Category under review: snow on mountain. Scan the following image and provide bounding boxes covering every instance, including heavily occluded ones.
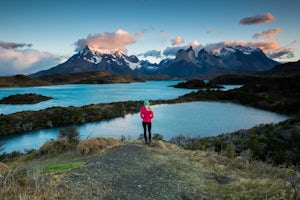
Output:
[79,45,142,70]
[217,45,259,57]
[30,45,279,78]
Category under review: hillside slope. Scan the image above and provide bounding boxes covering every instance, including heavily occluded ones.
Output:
[0,74,51,87]
[1,140,297,199]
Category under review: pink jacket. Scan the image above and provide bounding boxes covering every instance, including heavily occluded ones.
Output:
[140,106,154,122]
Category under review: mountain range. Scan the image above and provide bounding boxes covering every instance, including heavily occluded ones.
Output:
[30,45,279,78]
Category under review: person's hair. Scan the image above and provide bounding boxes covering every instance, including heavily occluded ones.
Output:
[144,99,150,106]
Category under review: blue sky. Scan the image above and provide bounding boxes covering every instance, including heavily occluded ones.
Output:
[0,0,299,75]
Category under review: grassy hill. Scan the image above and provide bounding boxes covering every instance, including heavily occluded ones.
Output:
[0,72,144,88]
[0,138,298,199]
[0,74,51,88]
[36,71,143,84]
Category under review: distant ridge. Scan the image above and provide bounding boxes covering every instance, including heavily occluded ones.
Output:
[0,74,51,88]
[259,60,300,77]
[36,71,142,84]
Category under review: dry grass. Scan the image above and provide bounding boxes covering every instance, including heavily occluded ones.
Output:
[76,137,121,156]
[1,139,299,199]
[35,138,75,157]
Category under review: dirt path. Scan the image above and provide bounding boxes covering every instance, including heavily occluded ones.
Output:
[54,142,204,200]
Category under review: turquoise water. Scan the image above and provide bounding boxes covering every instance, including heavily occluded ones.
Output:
[0,81,196,115]
[1,102,289,153]
[1,81,288,153]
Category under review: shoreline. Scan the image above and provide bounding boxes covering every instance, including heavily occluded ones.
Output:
[1,76,299,137]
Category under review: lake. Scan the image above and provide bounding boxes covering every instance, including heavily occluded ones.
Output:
[0,81,289,153]
[1,101,289,153]
[0,81,197,115]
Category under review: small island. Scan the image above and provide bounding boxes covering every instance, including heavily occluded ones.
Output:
[0,93,52,104]
[172,79,223,89]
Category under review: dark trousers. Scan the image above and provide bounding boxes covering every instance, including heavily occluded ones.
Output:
[142,122,152,142]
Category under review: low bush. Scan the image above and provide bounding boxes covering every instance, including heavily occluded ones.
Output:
[76,137,120,156]
[152,133,164,141]
[58,126,80,143]
[0,162,10,177]
[36,138,74,157]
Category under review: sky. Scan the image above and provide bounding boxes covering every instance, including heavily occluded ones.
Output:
[0,0,299,75]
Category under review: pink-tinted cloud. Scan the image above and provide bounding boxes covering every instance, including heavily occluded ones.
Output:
[267,40,298,59]
[171,36,184,46]
[0,41,32,49]
[75,29,142,53]
[204,39,297,60]
[252,28,282,40]
[187,40,200,47]
[239,13,275,25]
[268,48,294,59]
[0,48,65,75]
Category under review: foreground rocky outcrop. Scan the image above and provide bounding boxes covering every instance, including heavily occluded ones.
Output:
[1,140,298,199]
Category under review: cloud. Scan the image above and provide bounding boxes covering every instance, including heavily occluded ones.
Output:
[203,39,297,60]
[252,28,282,40]
[268,48,294,59]
[74,29,142,53]
[171,36,184,45]
[206,29,215,34]
[0,40,32,49]
[163,46,185,57]
[142,50,161,58]
[163,42,204,57]
[267,40,298,59]
[187,40,200,47]
[239,13,275,25]
[0,47,65,75]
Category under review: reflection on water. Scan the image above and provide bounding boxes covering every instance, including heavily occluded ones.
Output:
[1,102,289,153]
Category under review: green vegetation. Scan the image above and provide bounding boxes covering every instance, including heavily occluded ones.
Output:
[171,118,300,166]
[0,93,52,104]
[0,74,51,87]
[37,71,143,84]
[173,79,223,89]
[178,75,300,115]
[0,101,142,136]
[43,161,85,174]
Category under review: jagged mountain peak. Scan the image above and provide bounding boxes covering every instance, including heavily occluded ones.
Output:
[175,46,197,63]
[219,45,259,56]
[80,45,126,57]
[30,44,279,78]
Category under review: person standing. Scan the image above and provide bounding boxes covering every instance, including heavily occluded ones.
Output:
[140,99,154,144]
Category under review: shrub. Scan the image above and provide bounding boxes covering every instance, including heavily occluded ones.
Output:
[76,137,120,156]
[36,138,74,157]
[0,142,4,153]
[59,126,80,143]
[152,133,164,141]
[120,135,126,141]
[0,162,10,177]
[170,134,193,149]
[138,134,144,140]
